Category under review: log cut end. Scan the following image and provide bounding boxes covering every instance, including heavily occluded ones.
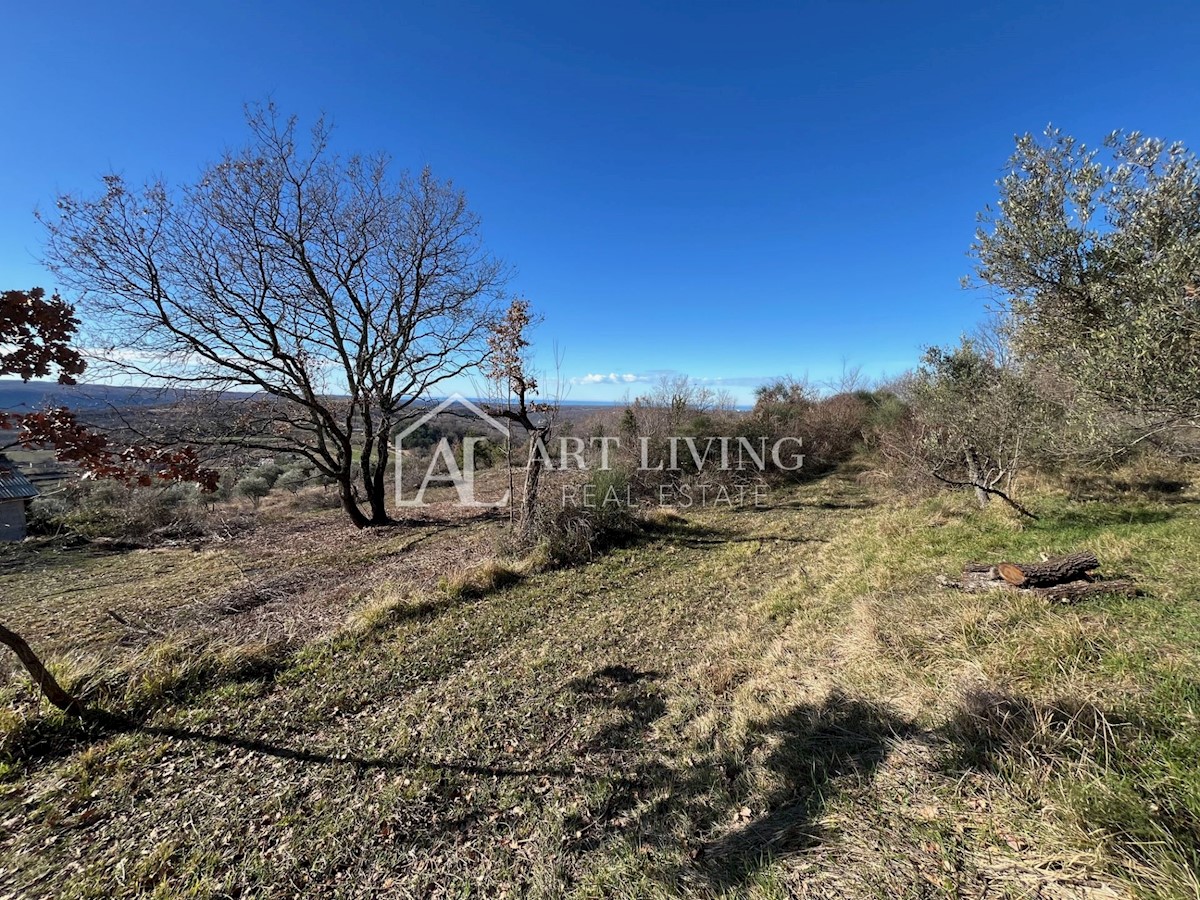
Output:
[997,562,1027,586]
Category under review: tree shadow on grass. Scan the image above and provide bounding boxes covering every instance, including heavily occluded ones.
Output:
[690,691,914,890]
[5,702,586,783]
[0,649,292,775]
[743,496,878,512]
[1062,472,1195,505]
[935,685,1200,884]
[560,664,669,852]
[555,684,914,891]
[937,687,1120,777]
[669,531,825,549]
[1036,504,1179,530]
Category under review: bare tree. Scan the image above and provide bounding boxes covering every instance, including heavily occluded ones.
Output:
[485,299,556,540]
[631,374,726,438]
[41,104,507,527]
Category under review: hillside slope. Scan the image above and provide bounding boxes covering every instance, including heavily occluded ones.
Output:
[1,473,1198,898]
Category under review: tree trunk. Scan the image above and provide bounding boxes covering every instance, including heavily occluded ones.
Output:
[964,446,989,508]
[0,623,82,715]
[997,551,1100,588]
[338,475,370,529]
[519,424,551,539]
[357,431,396,526]
[366,463,393,525]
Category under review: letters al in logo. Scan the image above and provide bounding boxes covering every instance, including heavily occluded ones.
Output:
[395,394,511,508]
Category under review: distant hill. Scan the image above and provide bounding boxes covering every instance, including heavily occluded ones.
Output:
[0,380,187,413]
[1,380,628,415]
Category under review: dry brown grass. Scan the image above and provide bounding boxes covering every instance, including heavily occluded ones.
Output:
[1,469,1198,898]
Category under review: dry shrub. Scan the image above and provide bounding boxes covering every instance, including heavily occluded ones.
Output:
[440,558,522,599]
[640,506,687,528]
[491,466,646,566]
[30,480,215,543]
[798,392,872,471]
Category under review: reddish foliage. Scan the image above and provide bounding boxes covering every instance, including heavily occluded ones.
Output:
[8,408,219,491]
[0,288,85,384]
[2,287,217,491]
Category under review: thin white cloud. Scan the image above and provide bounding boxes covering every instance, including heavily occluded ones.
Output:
[571,372,649,386]
[697,375,780,388]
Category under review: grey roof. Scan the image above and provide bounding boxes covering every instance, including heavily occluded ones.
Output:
[0,460,39,501]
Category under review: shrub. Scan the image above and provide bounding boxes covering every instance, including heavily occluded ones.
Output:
[215,468,238,501]
[276,467,310,493]
[30,479,210,541]
[256,463,284,488]
[740,382,881,478]
[235,475,272,508]
[26,494,69,535]
[533,467,643,564]
[883,338,1056,514]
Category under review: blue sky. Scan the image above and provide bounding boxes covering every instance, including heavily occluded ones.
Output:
[4,1,1199,403]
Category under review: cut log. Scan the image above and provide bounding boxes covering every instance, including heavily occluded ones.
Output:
[997,551,1100,588]
[1033,579,1142,603]
[940,552,1140,603]
[962,562,1000,576]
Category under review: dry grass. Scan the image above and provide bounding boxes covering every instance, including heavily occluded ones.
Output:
[1,468,1198,897]
[639,506,689,528]
[439,557,524,599]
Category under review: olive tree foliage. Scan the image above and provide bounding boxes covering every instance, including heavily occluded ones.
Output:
[40,105,507,527]
[971,127,1200,444]
[892,336,1051,517]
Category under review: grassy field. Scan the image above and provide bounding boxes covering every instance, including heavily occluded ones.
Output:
[1,470,1198,898]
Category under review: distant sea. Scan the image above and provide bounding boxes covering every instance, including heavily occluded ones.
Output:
[0,380,629,414]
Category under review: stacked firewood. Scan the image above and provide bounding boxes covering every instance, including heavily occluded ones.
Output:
[939,550,1141,603]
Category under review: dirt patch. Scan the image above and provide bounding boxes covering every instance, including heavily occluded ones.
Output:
[1,500,501,683]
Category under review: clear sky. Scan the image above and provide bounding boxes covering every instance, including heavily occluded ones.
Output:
[4,1,1199,403]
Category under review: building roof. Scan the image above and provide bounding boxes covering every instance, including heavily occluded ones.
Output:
[0,457,39,501]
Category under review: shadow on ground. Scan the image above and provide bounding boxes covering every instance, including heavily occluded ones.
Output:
[689,691,914,890]
[1036,503,1179,530]
[554,681,916,891]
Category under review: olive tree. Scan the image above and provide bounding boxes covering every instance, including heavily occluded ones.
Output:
[41,104,507,527]
[972,127,1200,443]
[895,336,1050,517]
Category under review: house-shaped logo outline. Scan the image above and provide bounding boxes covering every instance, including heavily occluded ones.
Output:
[395,393,510,507]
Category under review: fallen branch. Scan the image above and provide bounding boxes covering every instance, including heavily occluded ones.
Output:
[1033,580,1142,604]
[105,609,165,637]
[0,622,82,715]
[929,471,1039,519]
